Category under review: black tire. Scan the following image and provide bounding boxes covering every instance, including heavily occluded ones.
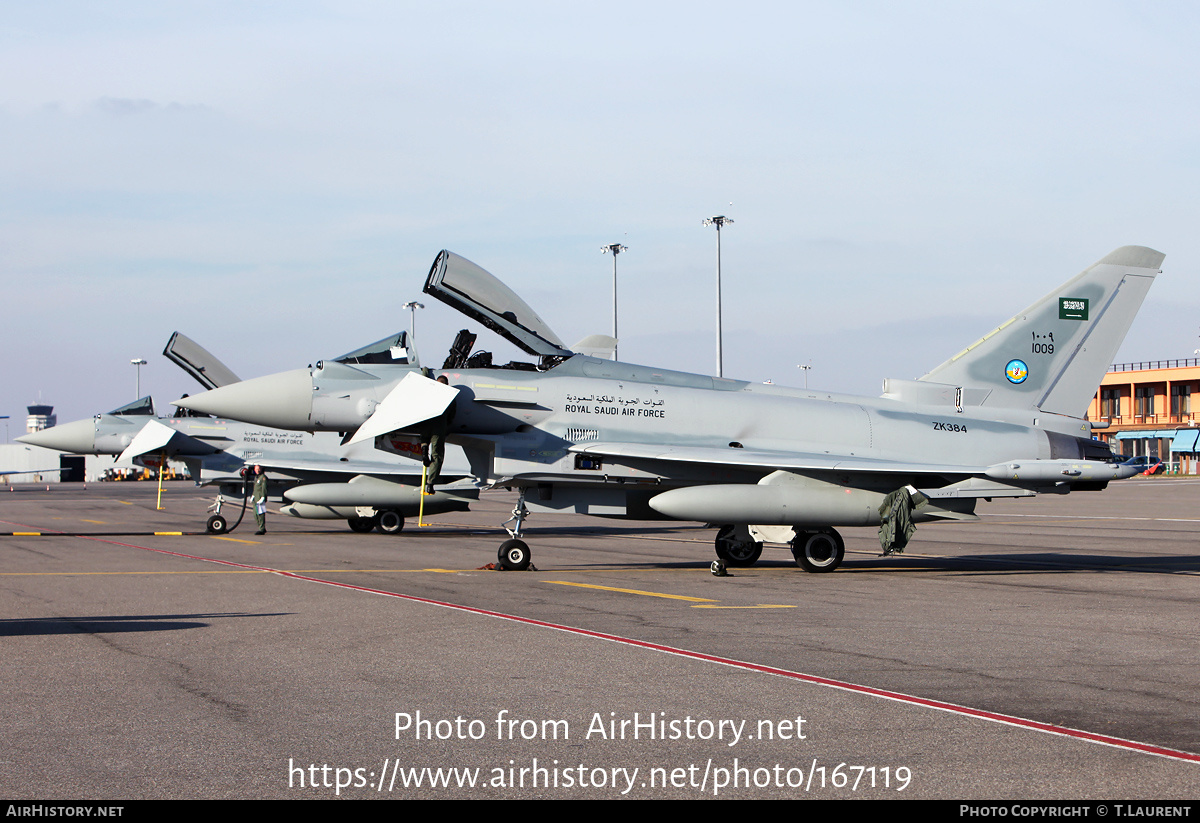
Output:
[375,509,405,535]
[348,517,376,533]
[206,515,228,535]
[714,524,763,567]
[497,539,531,571]
[792,530,845,573]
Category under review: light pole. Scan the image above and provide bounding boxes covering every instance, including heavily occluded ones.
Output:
[402,301,424,343]
[130,358,147,399]
[702,215,733,377]
[797,363,812,389]
[601,243,627,359]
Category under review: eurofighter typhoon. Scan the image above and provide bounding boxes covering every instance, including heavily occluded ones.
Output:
[20,332,475,534]
[175,246,1161,571]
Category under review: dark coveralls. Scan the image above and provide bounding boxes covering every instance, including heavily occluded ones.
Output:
[252,470,268,534]
[422,393,457,494]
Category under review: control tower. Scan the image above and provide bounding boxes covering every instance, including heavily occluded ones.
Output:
[26,404,55,434]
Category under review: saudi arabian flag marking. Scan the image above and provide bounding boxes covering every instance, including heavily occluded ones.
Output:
[1059,298,1088,320]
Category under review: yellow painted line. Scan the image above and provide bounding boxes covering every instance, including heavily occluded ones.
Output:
[692,604,797,609]
[209,536,262,544]
[546,580,717,602]
[838,566,937,572]
[81,520,107,524]
[119,501,133,505]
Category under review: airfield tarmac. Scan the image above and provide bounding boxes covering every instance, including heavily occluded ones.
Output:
[2,479,1198,799]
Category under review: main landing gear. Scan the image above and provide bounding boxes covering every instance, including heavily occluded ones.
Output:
[348,508,404,534]
[347,516,377,533]
[374,509,405,535]
[712,525,845,573]
[714,525,763,567]
[790,530,845,573]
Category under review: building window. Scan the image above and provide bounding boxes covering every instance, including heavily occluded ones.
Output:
[1100,387,1120,419]
[1171,384,1191,416]
[1135,386,1155,417]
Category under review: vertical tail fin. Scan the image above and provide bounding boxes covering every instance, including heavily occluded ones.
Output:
[920,246,1163,418]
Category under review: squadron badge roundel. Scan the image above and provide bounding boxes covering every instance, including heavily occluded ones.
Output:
[1005,359,1029,384]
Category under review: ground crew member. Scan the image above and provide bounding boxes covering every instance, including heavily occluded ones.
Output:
[252,464,268,535]
[422,375,457,495]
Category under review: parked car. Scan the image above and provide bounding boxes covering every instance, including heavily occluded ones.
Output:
[1118,455,1165,476]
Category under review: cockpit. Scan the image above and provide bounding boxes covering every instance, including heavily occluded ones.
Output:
[108,396,156,416]
[333,331,415,366]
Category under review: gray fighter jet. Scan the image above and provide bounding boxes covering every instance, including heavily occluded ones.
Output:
[19,332,475,535]
[175,247,1159,571]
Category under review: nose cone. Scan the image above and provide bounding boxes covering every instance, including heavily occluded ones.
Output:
[16,418,97,454]
[173,368,314,429]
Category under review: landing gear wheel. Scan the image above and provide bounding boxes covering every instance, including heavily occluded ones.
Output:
[375,509,405,535]
[348,516,376,533]
[714,524,763,567]
[206,515,228,534]
[792,530,845,573]
[497,539,531,571]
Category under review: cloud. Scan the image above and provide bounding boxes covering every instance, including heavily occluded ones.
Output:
[95,97,158,116]
[94,97,208,116]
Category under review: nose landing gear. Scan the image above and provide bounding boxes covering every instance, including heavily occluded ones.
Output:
[496,490,532,571]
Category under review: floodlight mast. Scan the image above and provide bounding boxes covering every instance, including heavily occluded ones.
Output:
[130,358,147,399]
[601,243,627,359]
[402,301,424,344]
[703,215,733,377]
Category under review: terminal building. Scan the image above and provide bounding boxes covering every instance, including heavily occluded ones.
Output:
[1087,359,1200,471]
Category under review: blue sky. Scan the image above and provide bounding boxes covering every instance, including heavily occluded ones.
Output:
[3,1,1198,428]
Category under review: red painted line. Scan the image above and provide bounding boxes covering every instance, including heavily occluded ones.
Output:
[21,524,1200,765]
[286,574,1200,764]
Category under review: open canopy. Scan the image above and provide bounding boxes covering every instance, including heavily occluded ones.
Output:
[162,332,241,391]
[424,250,572,358]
